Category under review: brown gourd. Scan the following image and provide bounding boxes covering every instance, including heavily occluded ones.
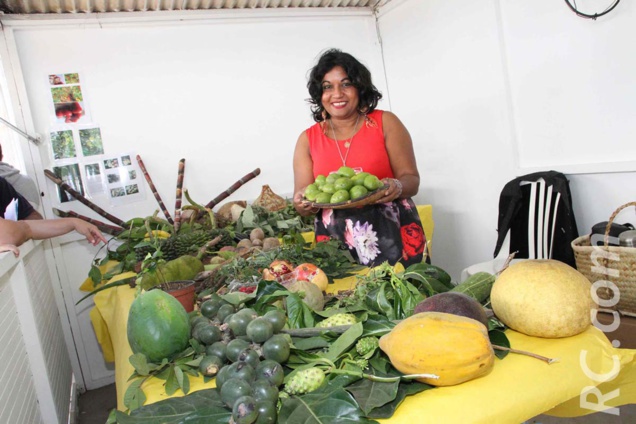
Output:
[379,312,495,386]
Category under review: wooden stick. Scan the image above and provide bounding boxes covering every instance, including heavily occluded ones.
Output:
[205,168,261,209]
[136,155,174,224]
[52,208,123,235]
[44,169,127,227]
[173,159,186,233]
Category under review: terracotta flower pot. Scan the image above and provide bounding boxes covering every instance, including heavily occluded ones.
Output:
[158,280,196,313]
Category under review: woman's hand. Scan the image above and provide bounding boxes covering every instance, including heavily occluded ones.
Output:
[72,219,107,246]
[293,188,320,217]
[375,178,403,204]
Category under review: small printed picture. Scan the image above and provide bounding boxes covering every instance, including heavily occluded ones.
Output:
[50,130,76,160]
[64,73,80,84]
[110,187,126,198]
[107,173,121,184]
[126,184,139,195]
[51,86,83,104]
[55,102,85,123]
[121,155,132,166]
[53,164,85,203]
[129,170,137,180]
[79,128,104,156]
[104,158,119,169]
[85,163,101,177]
[49,74,65,85]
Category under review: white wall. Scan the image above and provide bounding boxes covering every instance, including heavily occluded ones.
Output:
[378,0,517,279]
[378,0,636,279]
[1,8,383,391]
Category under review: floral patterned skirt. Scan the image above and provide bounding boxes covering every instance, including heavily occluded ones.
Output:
[314,198,429,268]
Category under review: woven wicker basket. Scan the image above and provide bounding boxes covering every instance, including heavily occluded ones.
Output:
[572,201,636,317]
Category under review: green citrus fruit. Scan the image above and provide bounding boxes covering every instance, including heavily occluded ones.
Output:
[331,190,350,203]
[334,177,354,191]
[314,175,327,187]
[305,183,319,195]
[351,172,370,186]
[304,190,319,201]
[321,183,336,194]
[337,166,356,178]
[350,185,369,200]
[325,174,338,184]
[363,175,382,191]
[315,192,332,204]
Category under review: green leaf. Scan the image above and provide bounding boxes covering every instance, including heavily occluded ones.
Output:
[123,378,146,412]
[362,317,396,337]
[115,389,230,423]
[174,365,190,394]
[489,329,510,359]
[164,367,179,396]
[89,265,102,285]
[292,336,330,351]
[278,387,377,424]
[286,292,316,329]
[345,370,400,415]
[129,353,150,376]
[324,322,363,362]
[366,381,433,419]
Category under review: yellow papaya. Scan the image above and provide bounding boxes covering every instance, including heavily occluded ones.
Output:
[379,312,494,386]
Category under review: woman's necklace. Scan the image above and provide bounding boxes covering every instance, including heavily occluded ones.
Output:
[328,114,361,167]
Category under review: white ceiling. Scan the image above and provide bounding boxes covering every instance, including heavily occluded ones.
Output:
[1,0,381,14]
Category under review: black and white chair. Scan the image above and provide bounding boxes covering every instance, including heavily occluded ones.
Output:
[461,172,579,280]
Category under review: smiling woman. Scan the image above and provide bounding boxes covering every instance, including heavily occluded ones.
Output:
[292,48,429,267]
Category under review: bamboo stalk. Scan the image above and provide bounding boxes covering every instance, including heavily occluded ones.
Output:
[136,155,174,224]
[44,169,127,227]
[205,168,261,209]
[173,159,186,233]
[52,208,123,236]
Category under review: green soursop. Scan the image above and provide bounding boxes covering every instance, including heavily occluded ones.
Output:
[316,313,357,328]
[284,367,325,395]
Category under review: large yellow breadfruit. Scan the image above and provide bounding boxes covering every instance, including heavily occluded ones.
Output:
[491,259,593,338]
[379,312,494,386]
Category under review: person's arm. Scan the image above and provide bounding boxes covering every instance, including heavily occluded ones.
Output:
[375,111,420,203]
[24,209,43,220]
[0,217,106,247]
[292,131,319,217]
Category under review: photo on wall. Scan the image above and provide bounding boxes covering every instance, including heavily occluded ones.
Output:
[84,163,106,197]
[48,73,89,124]
[79,128,104,156]
[50,130,77,160]
[53,163,85,203]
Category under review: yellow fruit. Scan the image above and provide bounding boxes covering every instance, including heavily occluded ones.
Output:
[491,259,593,338]
[143,230,171,241]
[379,312,494,386]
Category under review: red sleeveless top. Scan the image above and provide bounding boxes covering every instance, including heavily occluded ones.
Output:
[307,110,394,180]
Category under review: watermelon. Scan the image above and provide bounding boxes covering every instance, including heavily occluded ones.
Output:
[127,289,190,363]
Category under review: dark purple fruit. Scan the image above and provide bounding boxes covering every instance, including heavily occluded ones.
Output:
[413,292,489,327]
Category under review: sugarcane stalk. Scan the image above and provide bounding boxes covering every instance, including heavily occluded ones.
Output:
[52,208,123,236]
[173,159,186,233]
[136,155,174,224]
[205,168,261,209]
[44,169,127,227]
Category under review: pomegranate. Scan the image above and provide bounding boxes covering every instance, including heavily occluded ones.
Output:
[293,263,328,292]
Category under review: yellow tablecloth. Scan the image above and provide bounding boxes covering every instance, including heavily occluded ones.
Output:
[92,281,636,422]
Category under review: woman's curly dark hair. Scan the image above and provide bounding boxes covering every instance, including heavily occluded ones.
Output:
[307,49,383,122]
